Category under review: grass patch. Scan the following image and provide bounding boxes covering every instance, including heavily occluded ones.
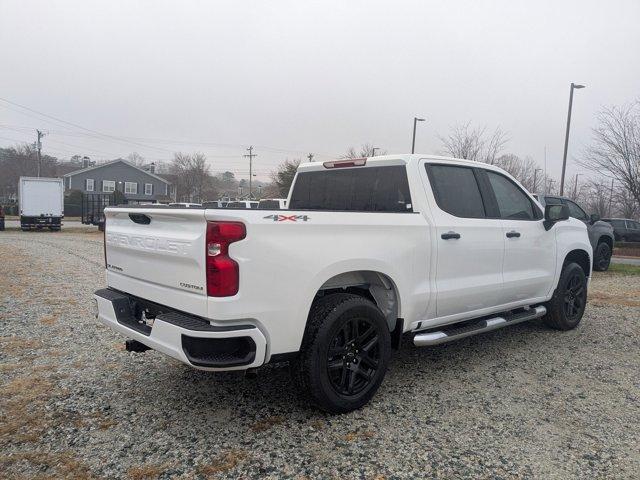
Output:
[127,463,171,480]
[608,263,640,276]
[197,450,248,476]
[250,415,284,432]
[0,451,96,479]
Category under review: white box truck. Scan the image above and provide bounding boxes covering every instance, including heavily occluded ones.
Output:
[19,177,64,231]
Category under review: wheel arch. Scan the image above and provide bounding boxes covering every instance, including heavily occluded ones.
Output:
[564,248,591,277]
[315,270,401,332]
[597,234,613,250]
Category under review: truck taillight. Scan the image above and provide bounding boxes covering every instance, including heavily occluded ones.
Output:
[323,158,367,168]
[206,221,246,297]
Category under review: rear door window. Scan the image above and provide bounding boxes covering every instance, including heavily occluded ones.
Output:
[544,196,563,205]
[426,164,486,218]
[485,171,536,220]
[288,165,412,212]
[565,200,587,221]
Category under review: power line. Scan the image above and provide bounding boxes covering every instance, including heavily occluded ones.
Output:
[0,98,175,154]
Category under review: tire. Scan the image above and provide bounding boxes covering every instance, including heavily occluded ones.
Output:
[592,242,612,271]
[291,293,392,414]
[543,262,587,330]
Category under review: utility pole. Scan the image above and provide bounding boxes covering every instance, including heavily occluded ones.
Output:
[573,174,580,199]
[243,146,257,199]
[533,168,543,192]
[307,153,314,162]
[608,178,615,217]
[36,129,46,177]
[543,146,547,194]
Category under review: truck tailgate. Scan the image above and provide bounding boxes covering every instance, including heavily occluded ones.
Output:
[104,207,208,316]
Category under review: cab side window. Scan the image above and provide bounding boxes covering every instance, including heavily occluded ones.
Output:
[565,200,587,221]
[426,165,486,218]
[485,171,537,220]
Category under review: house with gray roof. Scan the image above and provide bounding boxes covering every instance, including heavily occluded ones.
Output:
[63,159,173,202]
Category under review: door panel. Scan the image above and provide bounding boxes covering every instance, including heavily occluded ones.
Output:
[501,221,556,301]
[484,171,556,302]
[425,164,504,318]
[434,220,505,316]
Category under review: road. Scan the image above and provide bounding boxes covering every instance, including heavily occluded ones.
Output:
[611,256,640,266]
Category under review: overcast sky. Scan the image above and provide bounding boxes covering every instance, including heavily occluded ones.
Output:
[1,0,639,181]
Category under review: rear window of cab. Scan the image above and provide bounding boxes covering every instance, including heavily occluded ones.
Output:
[289,165,413,212]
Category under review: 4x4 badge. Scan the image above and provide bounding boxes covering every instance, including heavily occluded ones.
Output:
[263,214,310,222]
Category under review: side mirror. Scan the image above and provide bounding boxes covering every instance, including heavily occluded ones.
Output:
[544,204,570,231]
[589,213,600,224]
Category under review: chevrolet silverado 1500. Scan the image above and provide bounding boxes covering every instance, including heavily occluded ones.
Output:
[95,155,592,413]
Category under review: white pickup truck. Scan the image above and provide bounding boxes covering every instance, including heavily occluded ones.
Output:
[95,155,592,413]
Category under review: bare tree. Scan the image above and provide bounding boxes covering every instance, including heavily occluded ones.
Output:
[612,186,639,218]
[169,152,215,202]
[584,181,613,218]
[0,143,59,201]
[438,122,508,164]
[126,152,146,166]
[579,101,640,209]
[269,159,300,197]
[342,143,386,159]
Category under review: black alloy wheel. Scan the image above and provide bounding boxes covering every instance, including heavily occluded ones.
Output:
[563,270,587,321]
[594,243,612,271]
[326,316,380,396]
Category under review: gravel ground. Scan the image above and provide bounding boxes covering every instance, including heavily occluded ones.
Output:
[1,229,639,479]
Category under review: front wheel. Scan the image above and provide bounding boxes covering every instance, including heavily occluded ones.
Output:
[291,293,391,414]
[593,242,612,271]
[544,262,587,330]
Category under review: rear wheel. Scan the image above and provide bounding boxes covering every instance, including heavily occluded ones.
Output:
[593,242,612,271]
[544,262,587,330]
[291,293,391,413]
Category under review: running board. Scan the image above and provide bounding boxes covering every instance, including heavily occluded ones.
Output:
[413,306,547,347]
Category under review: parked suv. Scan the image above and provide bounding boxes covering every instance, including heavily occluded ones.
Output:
[602,218,640,242]
[96,155,592,413]
[535,195,614,271]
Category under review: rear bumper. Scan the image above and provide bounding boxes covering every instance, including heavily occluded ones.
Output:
[20,216,62,227]
[94,288,267,371]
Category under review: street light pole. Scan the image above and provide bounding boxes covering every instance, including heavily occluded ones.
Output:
[573,173,581,199]
[411,117,425,154]
[560,83,585,195]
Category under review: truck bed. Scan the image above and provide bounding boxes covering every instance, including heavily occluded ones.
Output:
[103,205,430,356]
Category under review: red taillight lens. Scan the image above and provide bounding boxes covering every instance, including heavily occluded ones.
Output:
[206,221,246,297]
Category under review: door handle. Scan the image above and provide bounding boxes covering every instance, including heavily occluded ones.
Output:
[441,231,461,240]
[506,231,521,238]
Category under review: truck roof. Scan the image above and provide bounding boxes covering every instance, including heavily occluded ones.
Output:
[296,154,505,173]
